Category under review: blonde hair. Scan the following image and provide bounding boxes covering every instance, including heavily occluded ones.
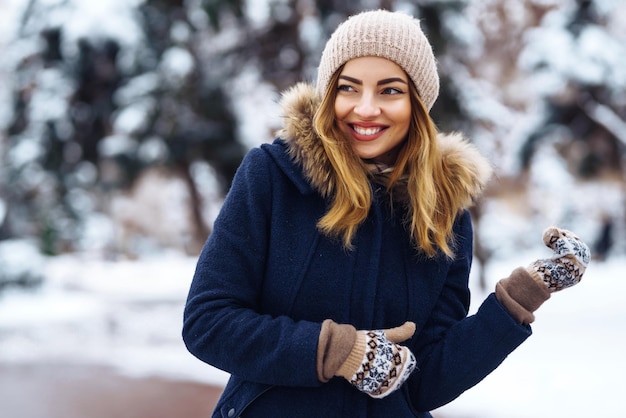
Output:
[312,69,457,258]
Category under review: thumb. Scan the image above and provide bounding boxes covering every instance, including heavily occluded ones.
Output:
[541,226,561,249]
[383,321,416,343]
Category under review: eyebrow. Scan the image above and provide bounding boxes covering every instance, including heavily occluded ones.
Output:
[338,75,408,85]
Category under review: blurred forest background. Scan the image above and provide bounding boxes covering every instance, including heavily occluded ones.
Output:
[1,0,626,291]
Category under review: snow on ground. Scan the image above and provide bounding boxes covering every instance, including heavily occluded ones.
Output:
[0,248,623,417]
[436,255,626,418]
[0,252,230,387]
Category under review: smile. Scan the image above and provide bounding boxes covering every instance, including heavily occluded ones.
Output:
[353,126,384,136]
[349,123,389,143]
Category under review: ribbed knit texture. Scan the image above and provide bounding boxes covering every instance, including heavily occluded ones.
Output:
[495,267,551,325]
[317,319,358,382]
[336,331,367,379]
[316,9,440,111]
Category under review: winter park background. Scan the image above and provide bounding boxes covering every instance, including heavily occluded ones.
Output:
[0,0,625,417]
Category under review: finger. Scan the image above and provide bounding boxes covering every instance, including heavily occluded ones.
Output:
[542,227,589,259]
[550,233,591,267]
[384,321,416,343]
[559,241,591,267]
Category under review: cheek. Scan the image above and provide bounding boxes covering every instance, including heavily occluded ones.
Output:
[394,103,412,131]
[334,97,350,120]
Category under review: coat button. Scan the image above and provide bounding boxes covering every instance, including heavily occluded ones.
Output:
[227,408,236,418]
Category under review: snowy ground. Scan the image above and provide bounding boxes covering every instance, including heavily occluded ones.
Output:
[439,255,625,418]
[0,249,623,417]
[0,252,230,387]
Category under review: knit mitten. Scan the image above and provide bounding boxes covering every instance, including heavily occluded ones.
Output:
[527,226,590,291]
[336,322,417,399]
[496,226,590,324]
[317,320,416,398]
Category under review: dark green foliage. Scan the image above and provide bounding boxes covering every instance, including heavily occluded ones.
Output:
[202,0,245,30]
[519,0,625,178]
[1,0,475,255]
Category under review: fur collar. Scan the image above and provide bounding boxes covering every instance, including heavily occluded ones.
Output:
[276,82,492,210]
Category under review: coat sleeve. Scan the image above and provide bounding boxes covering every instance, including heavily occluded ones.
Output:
[407,211,532,412]
[182,147,323,387]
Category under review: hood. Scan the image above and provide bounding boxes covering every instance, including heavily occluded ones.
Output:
[276,82,492,210]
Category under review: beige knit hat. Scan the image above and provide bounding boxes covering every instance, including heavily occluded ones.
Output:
[316,9,440,111]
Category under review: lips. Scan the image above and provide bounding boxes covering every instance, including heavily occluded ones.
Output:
[350,124,387,141]
[353,126,383,135]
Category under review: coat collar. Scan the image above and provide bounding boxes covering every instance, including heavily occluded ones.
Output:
[275,82,492,210]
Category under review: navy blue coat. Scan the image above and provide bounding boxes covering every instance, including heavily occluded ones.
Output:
[183,84,531,417]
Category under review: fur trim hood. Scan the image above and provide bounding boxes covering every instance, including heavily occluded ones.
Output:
[276,82,492,210]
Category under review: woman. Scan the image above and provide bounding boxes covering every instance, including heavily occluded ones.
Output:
[183,10,590,418]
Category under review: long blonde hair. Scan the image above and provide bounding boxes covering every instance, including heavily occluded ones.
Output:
[312,68,458,258]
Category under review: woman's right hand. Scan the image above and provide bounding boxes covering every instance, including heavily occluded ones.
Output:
[336,321,417,399]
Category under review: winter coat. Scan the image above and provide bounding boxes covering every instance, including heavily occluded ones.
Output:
[183,83,532,418]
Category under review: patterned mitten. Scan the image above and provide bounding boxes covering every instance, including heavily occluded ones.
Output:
[526,226,590,292]
[496,226,590,325]
[335,322,417,399]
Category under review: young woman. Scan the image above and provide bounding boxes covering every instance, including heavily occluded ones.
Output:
[183,10,590,418]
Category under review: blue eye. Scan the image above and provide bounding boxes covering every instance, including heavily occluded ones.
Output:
[382,87,404,95]
[337,84,356,92]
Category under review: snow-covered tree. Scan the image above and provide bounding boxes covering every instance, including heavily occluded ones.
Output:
[1,0,625,268]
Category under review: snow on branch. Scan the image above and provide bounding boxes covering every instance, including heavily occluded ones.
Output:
[581,100,626,146]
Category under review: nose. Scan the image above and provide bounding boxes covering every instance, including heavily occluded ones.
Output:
[354,93,381,118]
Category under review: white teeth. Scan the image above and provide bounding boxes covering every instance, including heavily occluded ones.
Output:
[353,126,383,136]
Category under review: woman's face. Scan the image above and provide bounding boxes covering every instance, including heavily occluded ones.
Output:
[334,56,411,165]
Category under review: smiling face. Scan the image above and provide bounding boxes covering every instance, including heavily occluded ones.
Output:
[334,56,412,165]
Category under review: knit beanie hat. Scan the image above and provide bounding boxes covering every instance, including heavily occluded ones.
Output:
[316,10,440,111]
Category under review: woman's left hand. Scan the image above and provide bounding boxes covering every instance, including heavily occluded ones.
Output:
[526,227,591,292]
